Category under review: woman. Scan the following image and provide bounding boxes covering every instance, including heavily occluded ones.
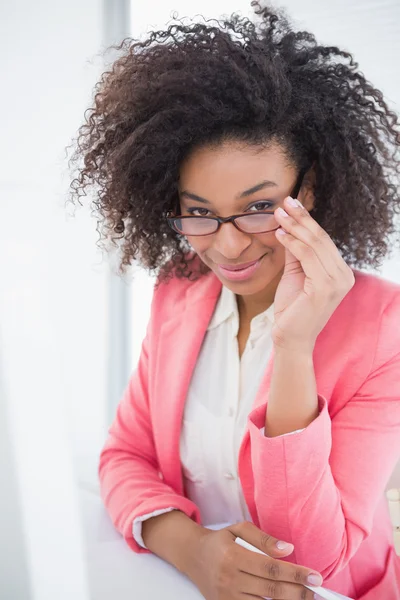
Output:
[69,2,400,598]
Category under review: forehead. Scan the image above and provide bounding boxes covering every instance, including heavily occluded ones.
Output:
[178,141,294,192]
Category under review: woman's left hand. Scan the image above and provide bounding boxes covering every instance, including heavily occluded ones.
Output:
[271,196,355,353]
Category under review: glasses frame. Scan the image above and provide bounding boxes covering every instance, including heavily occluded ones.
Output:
[166,166,308,237]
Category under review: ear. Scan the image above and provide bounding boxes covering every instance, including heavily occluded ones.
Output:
[299,163,316,212]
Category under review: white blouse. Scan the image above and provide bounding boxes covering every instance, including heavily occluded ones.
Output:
[133,283,302,548]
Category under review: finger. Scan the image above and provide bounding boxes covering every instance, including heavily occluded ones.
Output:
[275,200,345,278]
[235,547,323,590]
[228,521,294,558]
[284,197,342,264]
[284,197,354,284]
[275,228,333,291]
[238,571,316,600]
[227,522,323,588]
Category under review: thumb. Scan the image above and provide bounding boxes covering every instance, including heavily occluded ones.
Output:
[228,521,294,558]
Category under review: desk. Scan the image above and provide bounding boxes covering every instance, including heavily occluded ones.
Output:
[79,488,204,600]
[78,489,352,600]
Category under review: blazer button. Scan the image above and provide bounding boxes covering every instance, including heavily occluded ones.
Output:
[224,472,235,480]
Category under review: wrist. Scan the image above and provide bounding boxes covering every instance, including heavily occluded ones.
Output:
[266,341,319,436]
[142,510,209,575]
[179,522,212,577]
[273,340,315,358]
[274,346,314,365]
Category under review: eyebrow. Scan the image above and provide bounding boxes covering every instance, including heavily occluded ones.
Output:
[179,179,278,204]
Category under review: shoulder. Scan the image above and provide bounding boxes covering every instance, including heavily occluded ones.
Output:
[352,268,400,297]
[350,268,400,314]
[343,269,400,364]
[150,253,219,316]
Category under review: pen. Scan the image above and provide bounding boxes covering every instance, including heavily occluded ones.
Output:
[234,537,354,600]
[386,488,400,556]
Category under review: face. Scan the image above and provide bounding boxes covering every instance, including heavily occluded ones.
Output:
[177,141,314,309]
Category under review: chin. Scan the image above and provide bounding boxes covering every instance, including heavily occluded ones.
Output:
[221,277,270,295]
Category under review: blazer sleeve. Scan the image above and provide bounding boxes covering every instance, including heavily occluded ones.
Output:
[246,292,400,580]
[98,285,201,554]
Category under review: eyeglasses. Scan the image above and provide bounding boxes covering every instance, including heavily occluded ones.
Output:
[166,167,308,236]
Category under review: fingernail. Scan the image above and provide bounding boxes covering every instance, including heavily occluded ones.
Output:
[287,196,303,208]
[276,540,293,550]
[277,207,289,217]
[307,573,323,586]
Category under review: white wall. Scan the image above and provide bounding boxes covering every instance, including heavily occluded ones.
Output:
[0,0,110,596]
[1,0,111,465]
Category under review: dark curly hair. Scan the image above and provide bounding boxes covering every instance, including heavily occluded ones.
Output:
[68,1,400,285]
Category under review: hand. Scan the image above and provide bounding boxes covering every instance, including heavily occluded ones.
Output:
[184,521,322,600]
[272,196,355,353]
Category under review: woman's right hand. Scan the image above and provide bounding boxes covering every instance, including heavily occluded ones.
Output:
[184,521,323,600]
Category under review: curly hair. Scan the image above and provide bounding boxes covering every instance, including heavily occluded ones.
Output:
[68,1,400,286]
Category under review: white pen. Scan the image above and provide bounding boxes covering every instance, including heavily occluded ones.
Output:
[386,488,400,556]
[234,537,354,600]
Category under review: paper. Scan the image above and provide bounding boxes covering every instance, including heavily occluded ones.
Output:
[234,537,354,600]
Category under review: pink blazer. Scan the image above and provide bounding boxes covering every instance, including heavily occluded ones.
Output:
[99,262,400,599]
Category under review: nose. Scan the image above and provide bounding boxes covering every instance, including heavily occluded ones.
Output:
[212,221,252,259]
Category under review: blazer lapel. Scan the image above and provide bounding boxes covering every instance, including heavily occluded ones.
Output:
[153,272,222,493]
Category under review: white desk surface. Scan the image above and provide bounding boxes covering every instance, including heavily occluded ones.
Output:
[78,489,349,600]
[79,488,204,600]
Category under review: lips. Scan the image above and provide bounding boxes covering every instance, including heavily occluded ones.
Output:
[218,257,263,271]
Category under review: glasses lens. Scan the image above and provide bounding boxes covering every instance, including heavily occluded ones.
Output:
[235,213,277,233]
[173,217,218,235]
[171,212,277,235]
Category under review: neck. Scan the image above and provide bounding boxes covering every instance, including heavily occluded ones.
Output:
[235,270,282,323]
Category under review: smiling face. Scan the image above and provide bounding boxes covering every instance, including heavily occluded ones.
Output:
[178,140,314,313]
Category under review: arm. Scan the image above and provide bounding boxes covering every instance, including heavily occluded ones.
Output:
[265,347,319,437]
[141,509,209,573]
[247,294,400,579]
[98,289,201,554]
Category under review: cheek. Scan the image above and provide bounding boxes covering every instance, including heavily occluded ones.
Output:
[185,236,210,255]
[254,233,282,253]
[186,233,282,262]
[256,235,285,265]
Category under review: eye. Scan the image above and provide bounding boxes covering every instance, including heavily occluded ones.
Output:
[185,200,274,217]
[186,207,211,217]
[247,201,274,212]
